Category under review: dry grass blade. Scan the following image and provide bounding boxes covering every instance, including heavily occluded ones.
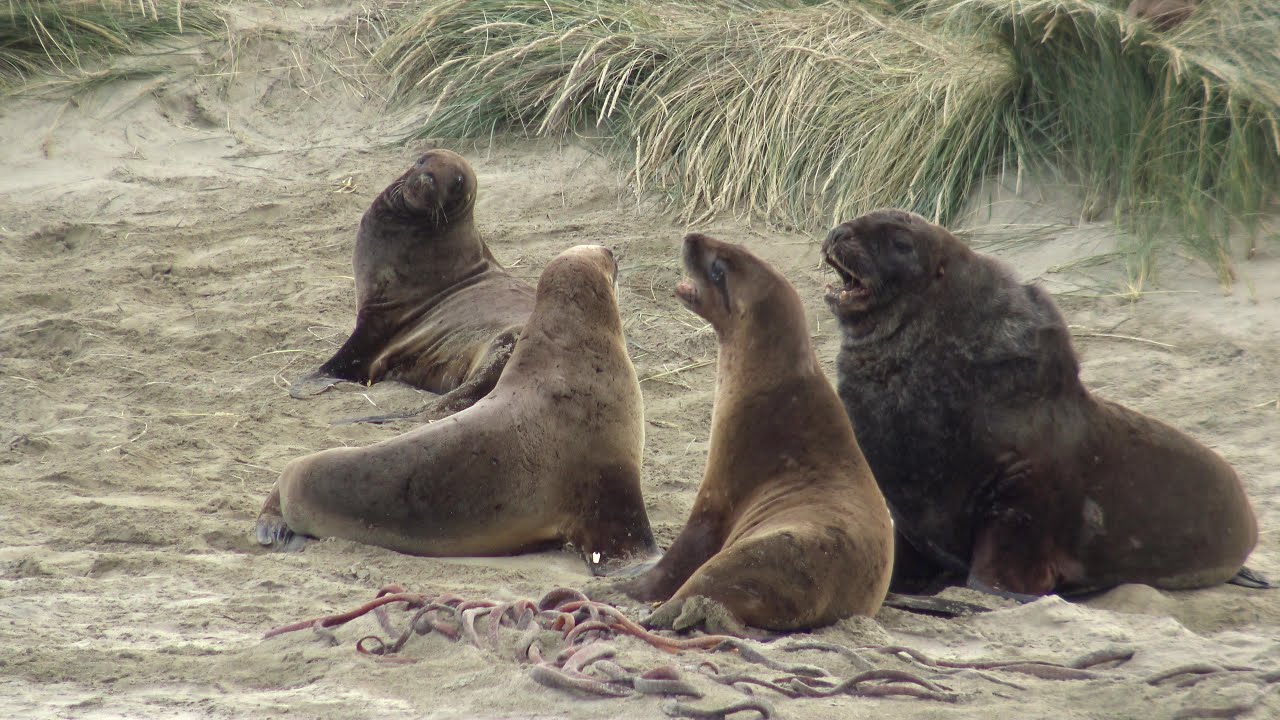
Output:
[378,0,1020,230]
[1,0,218,92]
[932,0,1280,280]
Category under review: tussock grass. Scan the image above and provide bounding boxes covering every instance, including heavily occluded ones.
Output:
[380,0,1277,276]
[932,0,1280,280]
[1,0,217,91]
[378,0,1021,229]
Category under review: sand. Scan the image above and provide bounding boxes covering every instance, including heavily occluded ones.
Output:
[2,3,1278,718]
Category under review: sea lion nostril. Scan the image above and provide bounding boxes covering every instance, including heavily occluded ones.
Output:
[825,225,852,247]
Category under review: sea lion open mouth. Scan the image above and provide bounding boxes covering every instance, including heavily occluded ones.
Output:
[822,252,873,310]
[674,278,699,308]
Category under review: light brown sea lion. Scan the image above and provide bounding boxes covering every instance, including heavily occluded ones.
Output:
[1127,0,1198,32]
[823,209,1266,598]
[617,233,894,632]
[291,149,535,422]
[257,245,657,575]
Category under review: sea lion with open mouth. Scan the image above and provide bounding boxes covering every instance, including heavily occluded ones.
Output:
[823,209,1266,597]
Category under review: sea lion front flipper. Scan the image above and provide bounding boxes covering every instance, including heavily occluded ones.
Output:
[294,313,395,400]
[333,333,517,425]
[1228,565,1274,589]
[888,528,961,594]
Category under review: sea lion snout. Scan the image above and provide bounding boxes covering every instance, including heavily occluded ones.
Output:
[398,151,477,219]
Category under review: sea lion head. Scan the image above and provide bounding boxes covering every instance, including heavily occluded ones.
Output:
[675,233,800,339]
[528,244,622,338]
[392,149,478,224]
[821,209,955,344]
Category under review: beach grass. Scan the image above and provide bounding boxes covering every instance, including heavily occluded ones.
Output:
[935,0,1280,281]
[379,0,1277,276]
[1,0,218,91]
[376,0,1021,230]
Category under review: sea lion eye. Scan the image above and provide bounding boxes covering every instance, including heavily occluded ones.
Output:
[891,237,913,254]
[709,259,727,289]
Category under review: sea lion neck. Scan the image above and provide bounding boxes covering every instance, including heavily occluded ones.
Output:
[715,287,816,390]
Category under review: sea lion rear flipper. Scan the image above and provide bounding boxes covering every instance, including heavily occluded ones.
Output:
[254,487,309,552]
[881,592,994,617]
[1228,565,1274,589]
[643,595,762,639]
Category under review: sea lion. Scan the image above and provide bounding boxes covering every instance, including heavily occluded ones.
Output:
[822,209,1264,597]
[1127,0,1197,32]
[257,245,657,575]
[617,234,894,632]
[292,149,535,421]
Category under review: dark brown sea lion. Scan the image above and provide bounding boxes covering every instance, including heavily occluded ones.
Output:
[257,245,657,575]
[617,234,894,632]
[291,149,535,422]
[822,209,1265,597]
[1127,0,1198,32]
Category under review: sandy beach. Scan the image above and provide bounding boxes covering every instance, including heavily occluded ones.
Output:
[2,2,1278,718]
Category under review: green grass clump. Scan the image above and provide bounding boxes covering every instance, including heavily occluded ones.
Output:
[380,0,1278,278]
[1,0,217,91]
[378,0,1021,229]
[933,0,1280,281]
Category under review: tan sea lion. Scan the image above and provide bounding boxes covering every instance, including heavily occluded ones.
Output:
[292,149,535,422]
[257,245,657,575]
[617,234,894,632]
[1127,0,1198,32]
[822,209,1266,598]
